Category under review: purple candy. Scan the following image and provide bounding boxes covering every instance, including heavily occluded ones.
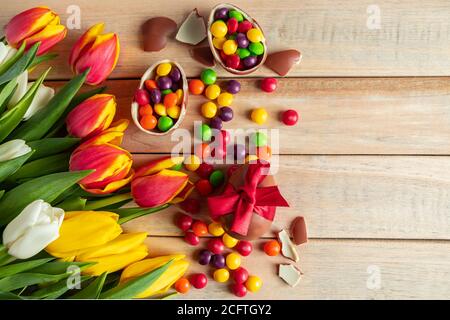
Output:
[227,80,241,94]
[214,8,228,20]
[198,249,213,265]
[236,33,249,48]
[157,76,172,90]
[210,117,223,130]
[149,88,161,104]
[233,143,246,160]
[171,81,179,91]
[243,56,258,69]
[169,67,181,82]
[211,254,225,268]
[219,107,233,122]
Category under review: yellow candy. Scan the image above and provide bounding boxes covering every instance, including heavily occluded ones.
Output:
[201,101,218,118]
[251,108,268,125]
[156,63,172,76]
[217,92,233,107]
[167,105,181,119]
[222,233,238,248]
[210,20,227,38]
[212,37,227,50]
[245,155,259,163]
[225,252,241,270]
[175,89,184,104]
[222,40,238,55]
[208,222,225,237]
[213,268,230,283]
[205,84,221,100]
[247,28,264,43]
[154,103,167,116]
[184,155,201,171]
[245,275,262,293]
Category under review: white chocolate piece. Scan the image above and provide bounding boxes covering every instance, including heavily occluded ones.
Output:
[278,229,299,262]
[176,9,207,45]
[278,264,303,287]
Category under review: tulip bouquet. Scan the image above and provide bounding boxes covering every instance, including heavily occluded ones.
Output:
[0,7,192,299]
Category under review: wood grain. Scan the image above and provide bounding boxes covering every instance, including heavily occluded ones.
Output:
[142,237,450,299]
[3,0,450,78]
[123,154,450,240]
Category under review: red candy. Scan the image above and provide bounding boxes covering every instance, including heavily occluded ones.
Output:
[196,163,214,179]
[235,240,253,256]
[134,88,150,106]
[282,109,299,126]
[232,267,249,284]
[184,231,200,246]
[221,129,231,145]
[211,145,226,159]
[237,20,252,33]
[190,273,208,289]
[208,238,225,254]
[176,213,193,231]
[192,220,208,237]
[232,283,247,297]
[180,198,200,215]
[261,78,277,93]
[226,54,240,69]
[220,50,228,62]
[227,18,238,34]
[196,179,213,196]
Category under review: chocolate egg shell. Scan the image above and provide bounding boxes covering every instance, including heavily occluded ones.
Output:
[131,60,188,136]
[290,216,307,245]
[141,17,177,52]
[207,3,267,75]
[265,49,302,76]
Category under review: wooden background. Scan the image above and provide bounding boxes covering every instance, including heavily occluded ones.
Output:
[2,0,450,299]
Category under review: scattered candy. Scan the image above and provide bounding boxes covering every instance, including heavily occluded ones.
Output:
[217,92,233,106]
[250,131,267,148]
[176,213,193,231]
[211,254,226,268]
[209,117,223,130]
[205,84,221,100]
[208,222,225,237]
[200,68,217,85]
[251,108,268,125]
[209,170,225,187]
[235,240,253,256]
[192,220,209,237]
[282,109,299,126]
[184,155,201,171]
[198,249,213,265]
[189,79,205,95]
[261,77,277,93]
[157,116,173,132]
[199,123,212,141]
[197,162,214,179]
[221,129,231,145]
[227,80,241,94]
[180,198,200,214]
[196,179,213,196]
[185,231,200,246]
[226,252,241,270]
[208,238,225,254]
[232,267,249,284]
[263,239,281,256]
[245,275,262,293]
[222,233,239,248]
[213,268,230,283]
[232,283,247,297]
[196,143,211,161]
[201,101,218,118]
[219,106,234,122]
[256,145,272,161]
[174,278,190,294]
[190,273,208,289]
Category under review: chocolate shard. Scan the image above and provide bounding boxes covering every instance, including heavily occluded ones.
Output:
[290,216,308,245]
[278,229,299,262]
[176,8,207,45]
[141,17,177,52]
[265,49,302,76]
[278,264,303,287]
[190,45,215,67]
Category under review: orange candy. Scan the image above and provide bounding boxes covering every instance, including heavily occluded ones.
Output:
[192,220,208,237]
[256,146,272,160]
[263,240,281,256]
[144,79,158,90]
[140,115,157,130]
[164,92,178,108]
[195,143,211,161]
[175,278,190,294]
[189,79,205,95]
[139,104,153,117]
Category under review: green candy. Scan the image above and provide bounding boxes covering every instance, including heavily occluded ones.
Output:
[228,34,236,40]
[171,162,183,171]
[161,89,172,96]
[237,48,251,59]
[200,68,217,85]
[199,123,212,141]
[251,131,268,147]
[158,116,173,132]
[229,10,244,22]
[209,170,225,187]
[249,42,264,56]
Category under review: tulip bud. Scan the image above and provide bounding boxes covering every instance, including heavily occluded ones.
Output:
[0,139,32,162]
[5,7,67,55]
[69,23,120,85]
[2,200,64,259]
[0,43,17,65]
[66,94,116,139]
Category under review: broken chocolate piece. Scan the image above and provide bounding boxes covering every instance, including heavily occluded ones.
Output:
[291,216,308,245]
[278,264,303,287]
[141,17,177,52]
[189,46,215,67]
[176,9,207,45]
[278,229,299,262]
[265,49,302,76]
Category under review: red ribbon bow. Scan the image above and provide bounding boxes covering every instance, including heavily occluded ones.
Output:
[207,162,289,236]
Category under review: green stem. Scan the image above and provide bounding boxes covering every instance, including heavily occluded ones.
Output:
[84,193,133,210]
[0,246,16,267]
[116,204,170,225]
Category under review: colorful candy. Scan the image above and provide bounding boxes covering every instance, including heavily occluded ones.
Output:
[245,275,262,293]
[144,79,157,90]
[180,198,200,214]
[201,101,218,118]
[196,179,213,196]
[217,92,233,106]
[212,37,227,50]
[208,222,225,237]
[219,106,234,122]
[229,10,244,22]
[251,107,268,124]
[196,143,211,161]
[232,267,249,284]
[282,109,299,126]
[227,18,238,34]
[251,131,267,147]
[225,54,240,69]
[190,273,208,289]
[163,92,177,108]
[210,20,228,38]
[199,123,212,141]
[139,105,153,116]
[174,278,190,294]
[261,77,277,93]
[189,79,205,95]
[176,213,193,231]
[238,20,252,33]
[263,239,281,256]
[226,252,241,270]
[166,105,181,119]
[140,115,157,130]
[235,240,253,256]
[236,33,249,49]
[222,40,238,55]
[156,62,172,76]
[200,68,217,85]
[211,254,226,268]
[198,249,213,265]
[134,88,150,106]
[223,233,239,248]
[157,116,173,131]
[214,268,230,283]
[231,144,247,161]
[227,80,241,94]
[157,76,172,90]
[209,170,225,187]
[185,231,200,246]
[247,28,264,42]
[215,7,229,20]
[197,162,214,179]
[232,283,247,297]
[205,84,221,100]
[192,220,208,237]
[184,155,201,171]
[208,238,225,254]
[256,145,272,160]
[209,117,223,130]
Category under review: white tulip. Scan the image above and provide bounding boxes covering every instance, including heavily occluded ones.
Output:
[2,200,64,259]
[7,71,28,109]
[0,43,17,65]
[0,139,32,162]
[23,82,55,120]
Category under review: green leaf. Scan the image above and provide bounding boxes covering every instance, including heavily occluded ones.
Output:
[0,67,50,143]
[0,190,4,200]
[27,137,80,161]
[0,150,34,183]
[0,170,93,226]
[0,273,67,292]
[31,275,91,299]
[56,196,86,211]
[29,261,95,275]
[111,204,170,225]
[0,42,25,76]
[0,258,54,278]
[6,152,70,183]
[10,69,89,141]
[0,291,25,300]
[0,42,39,86]
[84,193,133,210]
[0,78,18,115]
[70,272,107,299]
[44,86,106,138]
[99,260,173,299]
[28,53,58,70]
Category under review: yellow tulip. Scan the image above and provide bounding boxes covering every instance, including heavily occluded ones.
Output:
[120,254,189,298]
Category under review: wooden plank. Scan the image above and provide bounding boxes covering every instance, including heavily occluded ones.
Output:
[123,154,450,240]
[141,237,450,299]
[3,0,450,78]
[102,77,450,155]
